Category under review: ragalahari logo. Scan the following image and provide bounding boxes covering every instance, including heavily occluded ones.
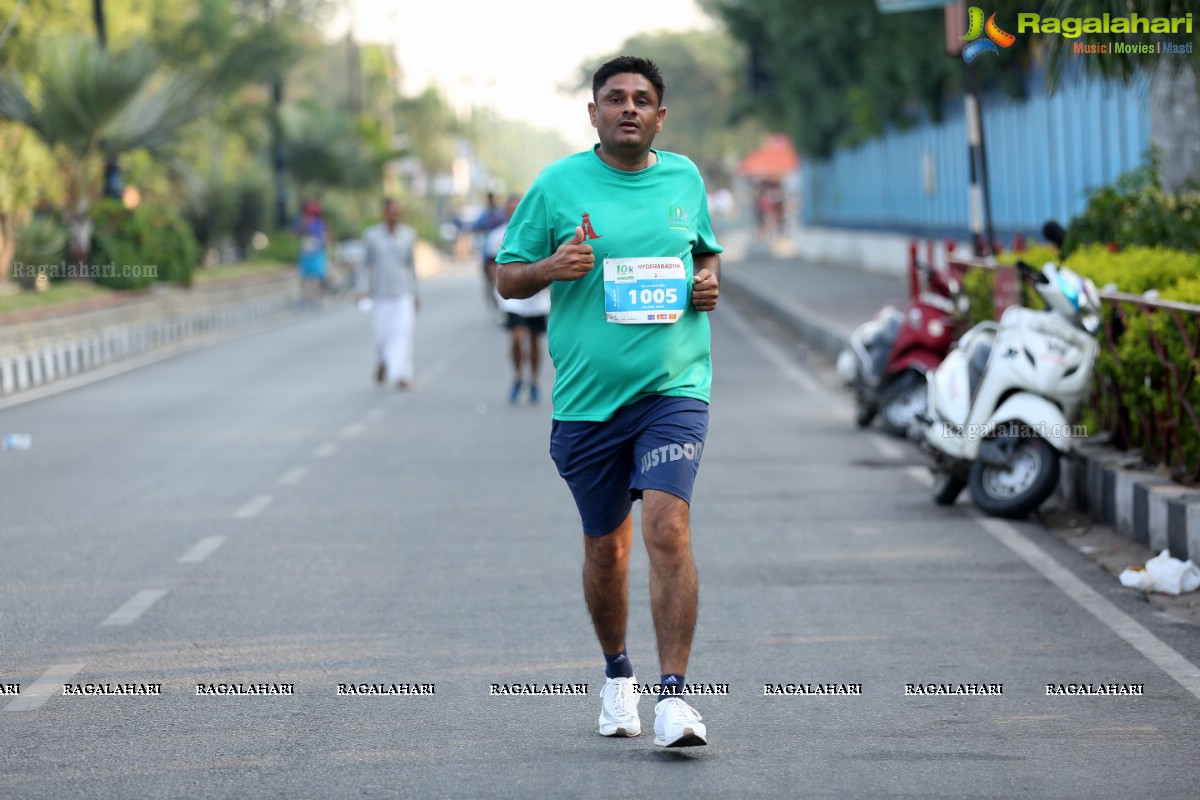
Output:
[961,7,1016,63]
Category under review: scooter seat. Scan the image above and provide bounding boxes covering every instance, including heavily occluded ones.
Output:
[861,312,902,385]
[967,333,994,401]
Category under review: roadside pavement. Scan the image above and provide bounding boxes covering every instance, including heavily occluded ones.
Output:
[719,226,907,359]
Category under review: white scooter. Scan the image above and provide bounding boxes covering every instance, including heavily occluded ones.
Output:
[913,236,1102,518]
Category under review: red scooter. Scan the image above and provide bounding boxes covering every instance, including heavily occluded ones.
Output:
[837,261,969,437]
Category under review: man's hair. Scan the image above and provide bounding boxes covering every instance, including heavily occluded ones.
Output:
[592,56,665,106]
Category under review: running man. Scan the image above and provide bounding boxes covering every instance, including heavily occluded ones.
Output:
[495,55,721,748]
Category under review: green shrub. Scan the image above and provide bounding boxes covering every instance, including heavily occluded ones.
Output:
[91,200,156,291]
[13,215,67,289]
[250,230,300,264]
[997,244,1059,269]
[233,177,271,254]
[142,207,200,286]
[185,178,239,251]
[1161,276,1200,305]
[1063,244,1200,295]
[960,266,995,327]
[1065,152,1200,255]
[958,244,1057,326]
[90,199,200,289]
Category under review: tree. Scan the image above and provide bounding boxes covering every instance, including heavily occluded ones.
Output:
[283,104,400,195]
[394,87,462,179]
[1036,1,1198,87]
[0,38,207,267]
[703,0,1032,157]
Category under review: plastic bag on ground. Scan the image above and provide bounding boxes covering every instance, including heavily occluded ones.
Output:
[1119,550,1200,595]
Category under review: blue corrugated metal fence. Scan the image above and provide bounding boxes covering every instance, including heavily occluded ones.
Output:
[802,70,1152,241]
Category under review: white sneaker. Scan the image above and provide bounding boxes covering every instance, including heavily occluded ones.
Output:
[653,697,707,747]
[598,676,641,737]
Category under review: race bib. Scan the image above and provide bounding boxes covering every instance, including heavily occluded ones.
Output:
[603,257,688,324]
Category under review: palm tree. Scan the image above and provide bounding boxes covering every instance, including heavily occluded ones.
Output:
[284,106,401,197]
[0,38,206,268]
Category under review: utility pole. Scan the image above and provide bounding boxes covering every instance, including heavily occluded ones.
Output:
[881,0,998,258]
[964,59,996,258]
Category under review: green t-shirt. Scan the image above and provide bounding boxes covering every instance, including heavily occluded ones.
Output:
[496,147,722,421]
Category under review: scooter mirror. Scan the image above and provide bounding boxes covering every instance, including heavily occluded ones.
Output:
[1042,220,1066,249]
[1016,260,1050,284]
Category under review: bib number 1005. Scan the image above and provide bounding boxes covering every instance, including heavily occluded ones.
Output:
[603,256,686,324]
[629,287,678,306]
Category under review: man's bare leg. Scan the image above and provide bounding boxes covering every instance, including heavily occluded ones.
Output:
[641,490,697,675]
[510,327,526,380]
[582,512,633,655]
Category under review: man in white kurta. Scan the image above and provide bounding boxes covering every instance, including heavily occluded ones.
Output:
[358,199,420,389]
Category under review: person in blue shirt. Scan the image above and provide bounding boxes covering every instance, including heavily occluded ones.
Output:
[296,199,328,308]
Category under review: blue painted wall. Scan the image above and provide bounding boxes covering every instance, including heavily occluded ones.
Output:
[802,70,1152,242]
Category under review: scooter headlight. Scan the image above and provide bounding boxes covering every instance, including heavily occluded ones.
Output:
[836,349,858,384]
[1056,272,1082,313]
[927,318,946,338]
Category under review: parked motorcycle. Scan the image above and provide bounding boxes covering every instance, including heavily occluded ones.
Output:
[913,227,1102,518]
[837,264,968,437]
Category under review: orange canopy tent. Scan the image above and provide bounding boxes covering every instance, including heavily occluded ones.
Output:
[737,134,800,179]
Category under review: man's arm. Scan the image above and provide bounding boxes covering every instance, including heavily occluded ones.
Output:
[406,232,421,310]
[691,251,721,312]
[354,236,373,297]
[496,226,594,299]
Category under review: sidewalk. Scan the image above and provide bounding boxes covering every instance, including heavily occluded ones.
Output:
[719,226,907,360]
[719,224,1200,563]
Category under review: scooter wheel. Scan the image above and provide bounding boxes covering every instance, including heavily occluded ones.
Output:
[931,468,967,506]
[968,436,1060,519]
[879,371,927,438]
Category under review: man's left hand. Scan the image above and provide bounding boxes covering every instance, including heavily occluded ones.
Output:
[692,268,719,312]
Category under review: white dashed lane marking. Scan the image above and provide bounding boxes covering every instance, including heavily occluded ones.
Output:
[314,442,338,459]
[3,663,84,712]
[101,590,167,627]
[177,536,227,565]
[234,494,273,519]
[277,467,308,486]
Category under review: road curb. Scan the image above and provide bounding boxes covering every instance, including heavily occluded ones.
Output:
[0,241,461,404]
[721,263,850,361]
[722,266,1200,562]
[0,278,301,399]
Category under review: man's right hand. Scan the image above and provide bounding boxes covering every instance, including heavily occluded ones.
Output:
[545,226,594,282]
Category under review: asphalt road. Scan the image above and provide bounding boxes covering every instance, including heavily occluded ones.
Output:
[1,261,1199,799]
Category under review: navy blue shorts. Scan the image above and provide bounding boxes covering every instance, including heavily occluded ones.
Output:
[549,395,709,537]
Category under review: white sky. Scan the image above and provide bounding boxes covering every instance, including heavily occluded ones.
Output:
[328,0,716,150]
